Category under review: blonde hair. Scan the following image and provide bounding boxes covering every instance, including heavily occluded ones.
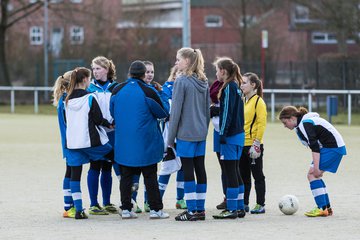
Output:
[91,56,116,80]
[278,106,308,120]
[167,66,178,82]
[213,57,243,99]
[177,47,206,81]
[65,67,91,104]
[52,71,72,106]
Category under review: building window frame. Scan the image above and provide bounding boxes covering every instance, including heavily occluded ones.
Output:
[29,26,43,45]
[70,26,84,44]
[293,5,311,23]
[205,15,223,28]
[311,32,337,44]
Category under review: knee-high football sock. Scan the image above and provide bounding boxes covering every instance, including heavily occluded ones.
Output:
[196,183,207,212]
[237,184,245,210]
[101,170,112,206]
[63,177,73,211]
[184,180,197,212]
[226,187,239,211]
[319,179,330,207]
[310,179,327,209]
[176,170,185,200]
[158,174,171,199]
[70,181,82,212]
[87,169,100,206]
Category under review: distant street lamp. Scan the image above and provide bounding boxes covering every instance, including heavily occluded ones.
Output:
[182,0,191,47]
[44,0,49,101]
[261,30,268,87]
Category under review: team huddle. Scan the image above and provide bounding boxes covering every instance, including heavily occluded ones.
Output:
[52,47,347,221]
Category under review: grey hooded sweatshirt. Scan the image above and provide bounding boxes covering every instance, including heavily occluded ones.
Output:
[167,74,210,146]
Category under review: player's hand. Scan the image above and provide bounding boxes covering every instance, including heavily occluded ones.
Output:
[152,81,163,91]
[249,139,261,159]
[312,168,323,178]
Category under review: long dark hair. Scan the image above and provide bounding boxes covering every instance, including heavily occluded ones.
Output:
[243,72,263,98]
[65,67,91,104]
[213,57,243,100]
[278,106,308,120]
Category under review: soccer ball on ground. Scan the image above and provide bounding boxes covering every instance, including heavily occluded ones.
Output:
[278,195,299,215]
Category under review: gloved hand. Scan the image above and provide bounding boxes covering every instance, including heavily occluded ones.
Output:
[164,147,176,161]
[220,135,226,144]
[210,105,220,118]
[249,139,261,159]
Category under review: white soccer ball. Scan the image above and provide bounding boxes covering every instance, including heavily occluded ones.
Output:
[278,195,299,215]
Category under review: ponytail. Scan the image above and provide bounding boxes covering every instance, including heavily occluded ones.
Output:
[243,72,263,98]
[213,57,243,100]
[52,71,72,106]
[278,106,308,120]
[177,47,207,81]
[65,67,91,104]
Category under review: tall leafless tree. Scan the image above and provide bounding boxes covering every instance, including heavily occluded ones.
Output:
[0,0,44,85]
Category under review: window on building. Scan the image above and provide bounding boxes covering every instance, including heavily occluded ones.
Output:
[311,32,337,44]
[312,31,360,44]
[70,26,84,44]
[7,3,13,11]
[51,27,63,57]
[205,15,222,28]
[29,26,43,45]
[70,0,82,3]
[30,0,63,3]
[293,5,310,23]
[239,15,257,28]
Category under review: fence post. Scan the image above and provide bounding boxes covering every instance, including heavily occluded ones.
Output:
[271,92,275,122]
[11,90,15,113]
[348,93,351,126]
[34,90,39,114]
[308,92,312,112]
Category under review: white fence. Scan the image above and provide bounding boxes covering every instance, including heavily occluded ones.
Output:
[1,86,360,125]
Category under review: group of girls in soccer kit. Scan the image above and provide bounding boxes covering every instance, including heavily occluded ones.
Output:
[53,46,347,221]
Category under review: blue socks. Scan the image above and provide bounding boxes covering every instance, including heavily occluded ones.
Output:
[237,184,245,210]
[101,170,112,206]
[158,174,171,199]
[70,181,82,211]
[310,179,327,209]
[63,177,73,211]
[184,180,197,212]
[176,170,185,200]
[87,169,100,206]
[226,187,239,211]
[196,183,207,212]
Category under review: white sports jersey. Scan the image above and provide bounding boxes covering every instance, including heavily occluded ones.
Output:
[65,93,108,149]
[296,112,345,152]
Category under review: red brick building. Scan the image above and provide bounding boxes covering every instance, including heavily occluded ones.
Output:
[4,0,359,86]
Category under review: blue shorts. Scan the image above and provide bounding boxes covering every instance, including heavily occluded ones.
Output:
[66,143,112,167]
[176,139,206,158]
[220,144,242,160]
[213,130,220,153]
[312,147,346,173]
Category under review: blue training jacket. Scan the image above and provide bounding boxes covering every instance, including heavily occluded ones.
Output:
[110,77,169,167]
[57,93,68,159]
